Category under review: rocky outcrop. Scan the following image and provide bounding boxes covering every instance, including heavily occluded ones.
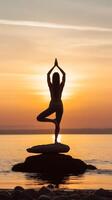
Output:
[12,142,96,186]
[12,153,96,174]
[27,143,70,154]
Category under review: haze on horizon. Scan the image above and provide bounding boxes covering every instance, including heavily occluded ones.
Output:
[0,0,112,129]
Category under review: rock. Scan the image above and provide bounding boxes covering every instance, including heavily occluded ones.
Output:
[47,184,55,190]
[12,186,32,200]
[23,189,38,199]
[38,186,53,196]
[53,196,69,200]
[14,186,24,192]
[69,193,80,199]
[0,191,12,200]
[27,143,70,154]
[87,165,97,170]
[38,195,51,200]
[95,188,112,198]
[84,194,110,200]
[12,153,89,175]
[83,194,101,200]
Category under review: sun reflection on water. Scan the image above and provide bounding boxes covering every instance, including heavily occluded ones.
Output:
[52,133,62,143]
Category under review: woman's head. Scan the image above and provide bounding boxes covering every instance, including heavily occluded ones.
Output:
[52,72,60,86]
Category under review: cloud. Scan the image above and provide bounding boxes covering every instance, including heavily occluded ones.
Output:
[72,41,112,47]
[0,19,112,32]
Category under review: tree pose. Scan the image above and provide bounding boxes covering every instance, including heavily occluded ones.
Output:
[37,58,66,143]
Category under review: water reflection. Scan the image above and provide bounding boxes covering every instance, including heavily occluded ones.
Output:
[26,172,70,188]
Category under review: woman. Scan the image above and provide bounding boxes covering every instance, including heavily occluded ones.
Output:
[37,58,66,143]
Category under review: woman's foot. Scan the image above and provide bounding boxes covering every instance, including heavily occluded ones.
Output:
[55,138,58,143]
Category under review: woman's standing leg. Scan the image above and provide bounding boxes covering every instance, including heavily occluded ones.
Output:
[55,105,63,143]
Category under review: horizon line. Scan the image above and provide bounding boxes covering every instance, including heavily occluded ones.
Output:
[0,128,112,130]
[0,128,112,134]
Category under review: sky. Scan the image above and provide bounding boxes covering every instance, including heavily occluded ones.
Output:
[0,0,112,129]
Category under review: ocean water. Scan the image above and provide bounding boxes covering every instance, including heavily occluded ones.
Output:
[0,134,112,189]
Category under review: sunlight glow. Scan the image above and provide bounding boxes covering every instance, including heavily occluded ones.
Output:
[52,133,62,143]
[25,69,85,100]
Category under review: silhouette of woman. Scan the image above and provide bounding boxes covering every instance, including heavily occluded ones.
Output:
[37,58,66,143]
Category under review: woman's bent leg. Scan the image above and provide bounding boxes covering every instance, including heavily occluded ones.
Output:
[37,107,55,123]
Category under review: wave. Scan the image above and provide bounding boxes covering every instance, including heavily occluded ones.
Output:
[86,168,112,176]
[96,169,112,175]
[0,170,10,173]
[85,159,112,165]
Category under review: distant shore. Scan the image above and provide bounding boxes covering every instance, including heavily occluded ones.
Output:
[0,186,112,200]
[0,128,112,134]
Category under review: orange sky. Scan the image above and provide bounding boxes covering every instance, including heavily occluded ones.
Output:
[0,0,112,129]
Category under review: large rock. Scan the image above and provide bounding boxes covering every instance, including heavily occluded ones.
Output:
[12,153,96,175]
[27,143,70,154]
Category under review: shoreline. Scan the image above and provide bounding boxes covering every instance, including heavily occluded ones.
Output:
[0,186,112,200]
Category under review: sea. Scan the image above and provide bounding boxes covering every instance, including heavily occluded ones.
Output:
[0,134,112,189]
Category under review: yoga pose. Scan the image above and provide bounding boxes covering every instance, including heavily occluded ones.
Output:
[37,58,66,143]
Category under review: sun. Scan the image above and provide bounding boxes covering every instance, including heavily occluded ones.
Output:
[24,67,85,100]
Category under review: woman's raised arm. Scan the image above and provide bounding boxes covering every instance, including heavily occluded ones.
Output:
[57,65,66,87]
[57,65,65,76]
[47,66,55,87]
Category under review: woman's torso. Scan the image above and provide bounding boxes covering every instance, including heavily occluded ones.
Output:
[50,85,62,100]
[49,84,63,107]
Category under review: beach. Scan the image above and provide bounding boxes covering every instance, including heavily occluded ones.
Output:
[0,186,112,200]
